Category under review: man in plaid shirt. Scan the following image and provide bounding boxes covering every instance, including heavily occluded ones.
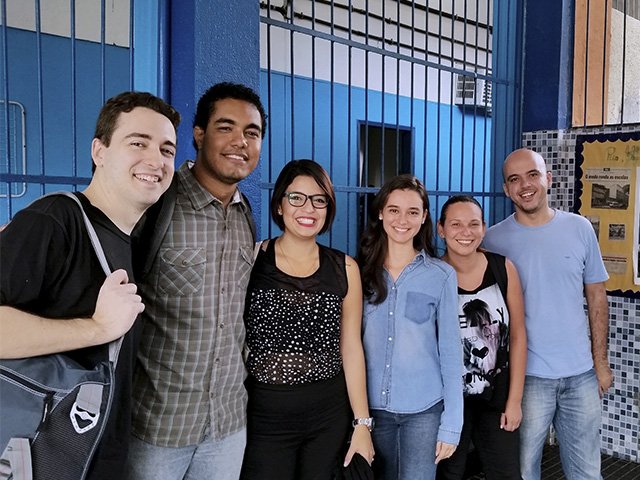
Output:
[127,83,267,480]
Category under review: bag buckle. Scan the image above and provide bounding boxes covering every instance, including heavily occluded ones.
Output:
[69,384,103,434]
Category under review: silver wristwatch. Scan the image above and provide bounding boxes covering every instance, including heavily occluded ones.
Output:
[352,417,375,432]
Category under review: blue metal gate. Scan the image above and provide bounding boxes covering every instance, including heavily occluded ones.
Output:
[0,0,165,224]
[258,0,521,255]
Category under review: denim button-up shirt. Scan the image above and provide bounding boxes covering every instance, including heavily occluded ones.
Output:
[362,251,463,445]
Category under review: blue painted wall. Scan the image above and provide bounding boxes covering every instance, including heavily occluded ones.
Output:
[260,71,493,255]
[169,0,262,226]
[0,27,130,224]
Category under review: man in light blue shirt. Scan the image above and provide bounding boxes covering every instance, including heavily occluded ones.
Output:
[483,148,612,480]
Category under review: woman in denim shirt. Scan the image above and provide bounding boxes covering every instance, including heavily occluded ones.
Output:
[359,175,464,479]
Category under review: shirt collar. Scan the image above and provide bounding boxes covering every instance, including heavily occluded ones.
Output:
[177,161,248,212]
[384,250,429,284]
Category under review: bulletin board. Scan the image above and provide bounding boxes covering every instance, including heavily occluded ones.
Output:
[575,131,640,297]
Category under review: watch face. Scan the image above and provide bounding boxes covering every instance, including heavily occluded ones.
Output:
[353,417,375,431]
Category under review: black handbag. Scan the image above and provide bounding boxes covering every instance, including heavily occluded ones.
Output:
[336,453,374,480]
[0,192,123,480]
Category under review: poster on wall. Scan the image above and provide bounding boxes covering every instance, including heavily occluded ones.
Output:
[576,131,640,296]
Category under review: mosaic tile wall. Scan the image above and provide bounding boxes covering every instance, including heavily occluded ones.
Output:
[522,125,640,462]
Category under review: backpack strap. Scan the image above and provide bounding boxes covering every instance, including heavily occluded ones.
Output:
[485,251,508,301]
[46,192,124,366]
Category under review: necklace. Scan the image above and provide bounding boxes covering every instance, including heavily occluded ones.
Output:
[277,239,318,277]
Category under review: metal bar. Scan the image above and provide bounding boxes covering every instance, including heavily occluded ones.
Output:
[380,0,386,184]
[1,0,12,215]
[35,0,45,196]
[435,0,442,191]
[290,0,295,160]
[101,0,106,102]
[410,0,416,177]
[70,0,77,180]
[363,0,369,189]
[129,0,135,89]
[329,0,335,245]
[482,0,490,203]
[447,0,455,193]
[158,0,170,98]
[460,0,467,193]
[311,0,316,158]
[0,173,91,185]
[265,0,274,240]
[257,179,509,197]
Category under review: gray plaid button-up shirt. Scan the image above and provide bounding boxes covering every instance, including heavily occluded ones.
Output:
[132,161,254,447]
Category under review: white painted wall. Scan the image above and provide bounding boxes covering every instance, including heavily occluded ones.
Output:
[3,0,130,47]
[260,0,493,104]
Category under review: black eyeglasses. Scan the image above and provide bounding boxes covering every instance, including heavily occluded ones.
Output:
[283,191,329,209]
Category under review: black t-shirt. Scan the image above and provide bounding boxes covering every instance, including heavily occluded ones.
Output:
[0,192,141,479]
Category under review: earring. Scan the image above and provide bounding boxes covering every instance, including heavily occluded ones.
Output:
[378,215,383,220]
[278,209,283,215]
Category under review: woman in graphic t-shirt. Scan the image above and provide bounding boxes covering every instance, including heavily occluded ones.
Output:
[436,195,527,480]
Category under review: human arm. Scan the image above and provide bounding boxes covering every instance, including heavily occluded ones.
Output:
[584,281,612,397]
[434,267,464,463]
[340,255,375,466]
[501,258,526,431]
[0,269,144,358]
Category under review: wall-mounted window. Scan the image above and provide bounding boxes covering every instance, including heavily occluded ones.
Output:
[359,123,413,188]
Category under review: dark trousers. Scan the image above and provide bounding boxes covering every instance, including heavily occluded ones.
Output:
[240,372,351,480]
[437,399,521,480]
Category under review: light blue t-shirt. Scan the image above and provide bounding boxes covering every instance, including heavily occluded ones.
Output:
[362,251,463,445]
[483,210,608,379]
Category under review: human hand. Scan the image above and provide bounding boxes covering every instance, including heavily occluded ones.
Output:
[434,441,456,464]
[92,269,144,342]
[344,426,375,466]
[500,400,522,431]
[594,361,613,397]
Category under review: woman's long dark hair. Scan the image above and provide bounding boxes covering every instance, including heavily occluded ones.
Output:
[358,174,435,305]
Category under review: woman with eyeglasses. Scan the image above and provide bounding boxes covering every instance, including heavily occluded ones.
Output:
[436,195,526,480]
[240,159,374,480]
[358,175,463,479]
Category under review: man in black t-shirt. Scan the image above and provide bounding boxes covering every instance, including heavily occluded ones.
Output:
[0,91,180,479]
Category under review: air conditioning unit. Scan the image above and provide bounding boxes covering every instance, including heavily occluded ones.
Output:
[454,74,492,114]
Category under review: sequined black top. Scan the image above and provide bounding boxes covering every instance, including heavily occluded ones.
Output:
[244,238,348,385]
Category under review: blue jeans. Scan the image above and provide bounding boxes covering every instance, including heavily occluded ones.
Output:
[520,369,602,480]
[126,428,246,480]
[371,402,443,480]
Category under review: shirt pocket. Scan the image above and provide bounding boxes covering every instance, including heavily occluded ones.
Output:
[157,247,206,296]
[238,245,255,284]
[404,291,436,324]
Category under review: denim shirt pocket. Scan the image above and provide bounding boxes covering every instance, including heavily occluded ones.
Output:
[157,247,206,296]
[404,291,436,324]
